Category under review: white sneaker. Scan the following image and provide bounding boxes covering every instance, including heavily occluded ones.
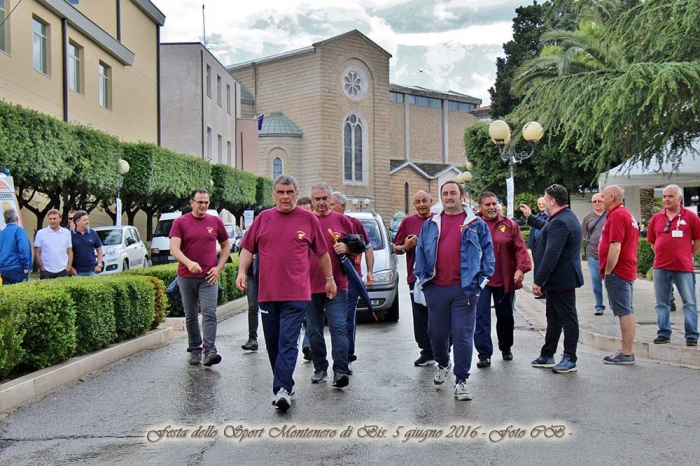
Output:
[454,380,472,401]
[273,388,292,412]
[433,361,452,389]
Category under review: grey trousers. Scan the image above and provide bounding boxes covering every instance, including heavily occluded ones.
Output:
[177,276,219,355]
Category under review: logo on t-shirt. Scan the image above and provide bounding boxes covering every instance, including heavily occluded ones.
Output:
[297,231,306,241]
[207,227,214,234]
[499,225,506,233]
[331,231,341,242]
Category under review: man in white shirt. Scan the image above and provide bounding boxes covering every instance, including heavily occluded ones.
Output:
[34,209,72,279]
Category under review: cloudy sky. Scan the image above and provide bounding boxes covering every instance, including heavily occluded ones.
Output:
[159,0,533,105]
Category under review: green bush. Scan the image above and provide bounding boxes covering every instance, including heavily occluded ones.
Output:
[101,277,155,340]
[142,276,169,328]
[638,238,655,276]
[31,277,117,355]
[125,263,181,316]
[0,291,27,379]
[13,286,77,372]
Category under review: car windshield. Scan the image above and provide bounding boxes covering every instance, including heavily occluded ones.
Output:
[153,219,174,237]
[97,229,123,246]
[359,218,384,250]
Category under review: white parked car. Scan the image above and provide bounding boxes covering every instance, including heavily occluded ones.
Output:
[94,225,149,274]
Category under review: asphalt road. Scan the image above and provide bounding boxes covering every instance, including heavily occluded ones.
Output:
[1,265,699,465]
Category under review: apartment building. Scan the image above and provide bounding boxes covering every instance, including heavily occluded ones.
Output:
[0,0,164,143]
[160,42,258,169]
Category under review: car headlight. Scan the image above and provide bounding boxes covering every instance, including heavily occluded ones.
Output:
[373,269,395,284]
[105,249,118,258]
[151,248,160,254]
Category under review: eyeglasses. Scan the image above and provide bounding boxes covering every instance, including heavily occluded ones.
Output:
[192,200,210,205]
[663,219,672,233]
[68,217,74,221]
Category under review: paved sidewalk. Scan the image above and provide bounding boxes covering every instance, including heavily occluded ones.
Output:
[515,259,700,368]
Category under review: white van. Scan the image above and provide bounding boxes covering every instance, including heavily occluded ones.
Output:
[150,209,219,265]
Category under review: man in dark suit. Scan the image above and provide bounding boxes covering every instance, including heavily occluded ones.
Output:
[519,184,584,373]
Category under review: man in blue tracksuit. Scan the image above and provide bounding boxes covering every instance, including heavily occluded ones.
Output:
[414,181,495,401]
[0,208,32,284]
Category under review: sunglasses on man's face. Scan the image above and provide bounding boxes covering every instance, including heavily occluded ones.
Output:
[68,217,74,221]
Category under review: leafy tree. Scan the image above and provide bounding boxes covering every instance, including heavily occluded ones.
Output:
[488,2,546,119]
[511,0,700,172]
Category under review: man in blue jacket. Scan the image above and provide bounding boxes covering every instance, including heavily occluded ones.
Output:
[0,208,32,285]
[520,184,584,373]
[414,181,495,401]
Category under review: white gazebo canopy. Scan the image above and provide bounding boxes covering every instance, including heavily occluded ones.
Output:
[598,140,700,220]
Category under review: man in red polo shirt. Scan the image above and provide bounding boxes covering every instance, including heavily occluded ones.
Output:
[599,185,639,364]
[647,184,700,346]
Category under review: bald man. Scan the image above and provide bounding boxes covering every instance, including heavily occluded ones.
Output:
[394,190,436,366]
[599,185,639,364]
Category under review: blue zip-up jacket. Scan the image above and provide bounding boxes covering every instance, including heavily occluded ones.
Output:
[0,223,32,274]
[414,205,495,297]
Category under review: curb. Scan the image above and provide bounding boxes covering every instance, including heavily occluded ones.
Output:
[0,296,248,415]
[514,289,700,369]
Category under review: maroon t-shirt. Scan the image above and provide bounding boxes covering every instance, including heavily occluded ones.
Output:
[599,204,639,281]
[433,211,467,287]
[241,206,328,302]
[309,211,354,293]
[170,213,228,279]
[393,213,433,284]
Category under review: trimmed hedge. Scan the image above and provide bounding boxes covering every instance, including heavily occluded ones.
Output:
[0,258,245,380]
[14,288,77,372]
[0,291,27,378]
[101,277,155,341]
[29,277,117,355]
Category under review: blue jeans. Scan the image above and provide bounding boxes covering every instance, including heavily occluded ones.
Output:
[77,270,98,277]
[587,257,605,312]
[653,269,698,340]
[423,283,477,383]
[1,269,29,284]
[177,276,219,355]
[306,291,349,374]
[474,285,515,360]
[346,284,359,361]
[259,301,308,395]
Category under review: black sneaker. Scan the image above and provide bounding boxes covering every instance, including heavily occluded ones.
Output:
[302,346,313,361]
[188,352,201,365]
[687,338,698,347]
[241,339,258,351]
[202,352,222,366]
[476,358,491,368]
[332,371,349,388]
[414,355,436,366]
[653,336,671,344]
[502,351,513,361]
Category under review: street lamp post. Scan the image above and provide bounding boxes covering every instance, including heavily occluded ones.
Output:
[352,198,371,212]
[488,119,543,218]
[456,171,473,209]
[115,159,130,226]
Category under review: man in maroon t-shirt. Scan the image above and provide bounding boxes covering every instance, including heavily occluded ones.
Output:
[236,175,335,412]
[171,189,231,368]
[394,190,435,366]
[330,191,373,371]
[305,183,356,389]
[599,185,639,364]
